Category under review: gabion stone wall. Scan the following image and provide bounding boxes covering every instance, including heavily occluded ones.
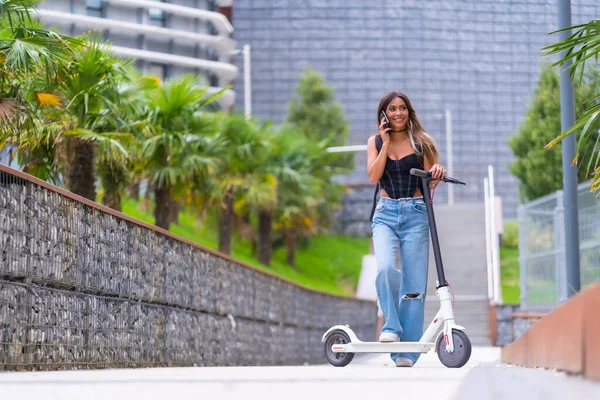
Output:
[494,304,545,347]
[495,304,520,347]
[335,185,375,237]
[0,166,377,371]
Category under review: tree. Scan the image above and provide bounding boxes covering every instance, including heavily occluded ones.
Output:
[0,0,78,179]
[287,68,353,169]
[57,34,132,201]
[211,113,274,255]
[95,67,158,211]
[1,0,75,122]
[141,73,225,230]
[255,124,347,267]
[271,125,322,267]
[287,68,353,231]
[543,19,600,196]
[508,65,599,201]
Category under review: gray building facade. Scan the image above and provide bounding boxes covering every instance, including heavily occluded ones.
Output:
[38,0,238,109]
[230,0,600,219]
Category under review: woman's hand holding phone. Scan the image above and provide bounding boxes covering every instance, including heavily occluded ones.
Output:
[379,111,391,145]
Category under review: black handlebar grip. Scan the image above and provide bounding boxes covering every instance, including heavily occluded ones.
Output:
[410,168,430,178]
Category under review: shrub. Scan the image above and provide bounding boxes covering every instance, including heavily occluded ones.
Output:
[502,220,519,249]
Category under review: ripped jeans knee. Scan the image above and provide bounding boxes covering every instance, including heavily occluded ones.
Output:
[402,292,424,300]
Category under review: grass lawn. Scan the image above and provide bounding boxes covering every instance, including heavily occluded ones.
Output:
[122,197,525,301]
[500,247,520,304]
[121,198,370,296]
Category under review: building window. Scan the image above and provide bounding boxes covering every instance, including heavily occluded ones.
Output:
[207,0,219,35]
[148,0,167,27]
[146,63,167,81]
[86,0,104,18]
[208,73,219,88]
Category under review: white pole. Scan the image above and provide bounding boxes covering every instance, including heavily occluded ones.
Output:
[484,178,494,303]
[326,145,367,153]
[445,110,454,205]
[488,165,502,304]
[243,44,251,119]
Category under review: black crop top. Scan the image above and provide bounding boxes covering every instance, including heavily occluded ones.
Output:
[369,135,425,221]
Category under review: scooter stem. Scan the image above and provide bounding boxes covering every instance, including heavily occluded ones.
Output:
[421,176,447,288]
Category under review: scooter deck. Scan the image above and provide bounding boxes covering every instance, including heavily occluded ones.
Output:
[332,341,435,353]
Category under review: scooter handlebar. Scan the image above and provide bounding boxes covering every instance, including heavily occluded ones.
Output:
[410,168,430,178]
[409,168,466,185]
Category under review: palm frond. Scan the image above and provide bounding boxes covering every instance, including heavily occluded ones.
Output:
[543,19,600,83]
[244,172,278,208]
[152,166,180,189]
[198,85,230,108]
[591,168,600,197]
[545,100,600,149]
[66,128,130,161]
[181,153,217,174]
[0,97,22,119]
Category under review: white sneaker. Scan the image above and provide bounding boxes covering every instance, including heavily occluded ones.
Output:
[395,357,414,367]
[378,332,399,342]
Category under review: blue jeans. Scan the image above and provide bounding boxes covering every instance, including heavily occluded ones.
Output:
[371,196,430,364]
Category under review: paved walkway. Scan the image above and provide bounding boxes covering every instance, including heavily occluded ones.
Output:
[0,347,597,400]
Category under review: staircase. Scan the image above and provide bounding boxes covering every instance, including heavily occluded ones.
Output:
[357,201,493,346]
[424,297,492,346]
[424,202,492,346]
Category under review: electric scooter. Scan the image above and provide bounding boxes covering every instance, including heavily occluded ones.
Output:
[322,168,470,368]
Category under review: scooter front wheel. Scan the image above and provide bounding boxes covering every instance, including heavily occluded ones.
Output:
[324,330,354,367]
[436,329,472,368]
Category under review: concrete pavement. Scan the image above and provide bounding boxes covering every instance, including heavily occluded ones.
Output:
[456,361,600,399]
[0,346,597,400]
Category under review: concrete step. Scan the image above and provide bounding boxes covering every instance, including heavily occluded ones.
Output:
[423,298,492,346]
[424,203,489,302]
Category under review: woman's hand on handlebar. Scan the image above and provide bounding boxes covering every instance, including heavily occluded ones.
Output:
[429,164,446,180]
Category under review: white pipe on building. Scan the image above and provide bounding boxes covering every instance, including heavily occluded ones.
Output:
[38,9,236,54]
[105,0,234,35]
[111,45,238,81]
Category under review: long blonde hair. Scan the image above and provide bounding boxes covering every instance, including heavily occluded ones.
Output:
[376,91,439,164]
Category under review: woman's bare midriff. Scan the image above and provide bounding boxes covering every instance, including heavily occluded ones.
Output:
[380,188,423,198]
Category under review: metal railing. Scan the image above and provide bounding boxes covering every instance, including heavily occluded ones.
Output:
[518,182,600,311]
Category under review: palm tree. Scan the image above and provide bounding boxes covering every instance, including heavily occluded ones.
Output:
[211,113,274,255]
[543,19,600,195]
[56,34,132,201]
[251,125,319,266]
[274,175,319,268]
[0,0,78,178]
[94,67,158,211]
[0,102,64,182]
[1,0,77,129]
[141,73,225,230]
[271,125,348,267]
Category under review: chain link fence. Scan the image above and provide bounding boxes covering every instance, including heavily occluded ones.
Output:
[518,182,600,311]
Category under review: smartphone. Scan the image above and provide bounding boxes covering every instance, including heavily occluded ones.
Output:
[379,109,390,131]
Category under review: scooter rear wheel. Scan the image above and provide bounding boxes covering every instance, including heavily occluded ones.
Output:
[436,329,472,368]
[324,330,354,367]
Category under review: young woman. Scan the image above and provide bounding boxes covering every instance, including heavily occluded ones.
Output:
[366,91,445,367]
